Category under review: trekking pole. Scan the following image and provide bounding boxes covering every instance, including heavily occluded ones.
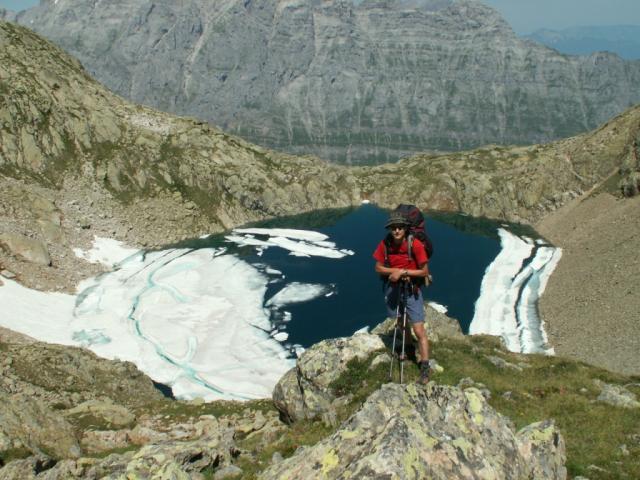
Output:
[389,298,400,381]
[399,280,408,384]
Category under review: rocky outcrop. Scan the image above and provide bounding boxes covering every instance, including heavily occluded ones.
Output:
[0,341,164,411]
[262,383,567,479]
[0,233,51,266]
[594,380,640,409]
[273,333,386,424]
[0,392,80,460]
[13,0,640,165]
[619,132,640,197]
[274,309,463,425]
[0,333,288,478]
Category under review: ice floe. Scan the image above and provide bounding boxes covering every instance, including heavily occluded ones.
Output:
[0,227,356,402]
[470,229,561,354]
[266,282,334,308]
[227,228,355,258]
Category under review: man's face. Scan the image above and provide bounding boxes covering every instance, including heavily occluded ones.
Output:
[388,224,407,242]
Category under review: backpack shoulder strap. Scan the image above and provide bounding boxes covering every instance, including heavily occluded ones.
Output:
[407,234,414,262]
[383,235,391,267]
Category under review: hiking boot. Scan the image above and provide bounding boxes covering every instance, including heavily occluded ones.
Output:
[417,360,431,385]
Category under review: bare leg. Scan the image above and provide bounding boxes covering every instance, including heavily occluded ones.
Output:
[411,322,429,363]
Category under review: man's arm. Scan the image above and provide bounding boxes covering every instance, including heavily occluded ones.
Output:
[376,261,429,283]
[376,261,404,283]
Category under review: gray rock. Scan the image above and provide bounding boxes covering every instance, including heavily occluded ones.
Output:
[486,354,524,372]
[0,233,51,266]
[0,269,16,279]
[14,0,640,165]
[516,420,568,480]
[0,455,56,480]
[273,333,385,423]
[261,383,567,479]
[213,464,243,480]
[594,379,640,409]
[123,435,235,478]
[64,399,136,428]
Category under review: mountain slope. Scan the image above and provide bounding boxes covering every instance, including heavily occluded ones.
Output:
[13,0,640,164]
[0,19,361,290]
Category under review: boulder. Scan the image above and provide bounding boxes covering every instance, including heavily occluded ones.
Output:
[273,333,385,423]
[594,380,640,409]
[0,455,56,480]
[64,399,136,428]
[0,233,51,266]
[261,383,567,479]
[517,420,568,480]
[122,435,235,479]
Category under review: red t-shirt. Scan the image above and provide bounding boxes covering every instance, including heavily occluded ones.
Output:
[373,237,428,269]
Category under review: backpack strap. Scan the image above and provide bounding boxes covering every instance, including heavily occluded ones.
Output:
[383,234,392,268]
[407,233,414,263]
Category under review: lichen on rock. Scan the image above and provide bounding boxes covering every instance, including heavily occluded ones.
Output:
[261,383,567,479]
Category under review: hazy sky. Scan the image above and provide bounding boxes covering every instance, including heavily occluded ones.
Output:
[1,0,639,34]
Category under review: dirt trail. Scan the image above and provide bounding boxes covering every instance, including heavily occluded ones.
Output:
[536,193,640,376]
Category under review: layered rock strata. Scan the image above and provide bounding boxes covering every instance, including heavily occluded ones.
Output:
[13,0,640,164]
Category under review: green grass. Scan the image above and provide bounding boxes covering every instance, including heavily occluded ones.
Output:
[0,447,32,467]
[232,419,335,480]
[141,398,277,426]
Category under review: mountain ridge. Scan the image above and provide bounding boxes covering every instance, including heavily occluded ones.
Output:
[12,0,640,164]
[525,25,640,60]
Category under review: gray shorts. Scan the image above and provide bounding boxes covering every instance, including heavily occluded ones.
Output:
[384,283,425,324]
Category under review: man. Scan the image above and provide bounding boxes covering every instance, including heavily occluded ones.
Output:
[373,210,432,384]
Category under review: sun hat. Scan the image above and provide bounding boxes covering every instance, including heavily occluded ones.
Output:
[385,211,409,228]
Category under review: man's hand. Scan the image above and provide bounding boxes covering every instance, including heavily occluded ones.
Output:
[389,268,408,283]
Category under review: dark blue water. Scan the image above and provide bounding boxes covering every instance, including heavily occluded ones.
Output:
[175,205,502,349]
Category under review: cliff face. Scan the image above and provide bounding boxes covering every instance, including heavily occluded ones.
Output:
[14,0,640,164]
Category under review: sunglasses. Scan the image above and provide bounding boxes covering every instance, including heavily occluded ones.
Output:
[387,225,406,231]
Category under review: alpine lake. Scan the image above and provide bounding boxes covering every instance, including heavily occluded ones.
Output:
[168,204,534,350]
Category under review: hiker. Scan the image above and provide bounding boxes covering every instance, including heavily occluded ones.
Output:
[373,210,432,384]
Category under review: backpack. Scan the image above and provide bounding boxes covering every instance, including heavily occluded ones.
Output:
[381,204,434,287]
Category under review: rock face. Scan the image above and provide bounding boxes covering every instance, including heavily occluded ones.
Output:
[13,0,640,164]
[262,383,567,479]
[0,233,51,266]
[273,333,386,424]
